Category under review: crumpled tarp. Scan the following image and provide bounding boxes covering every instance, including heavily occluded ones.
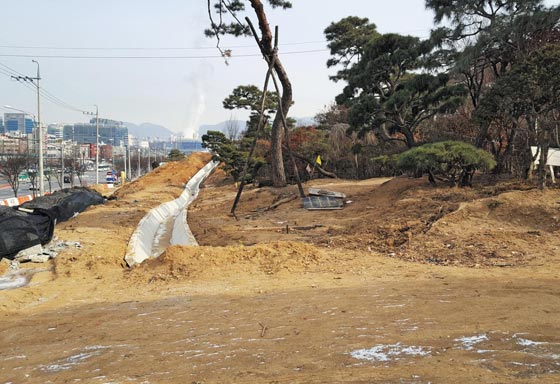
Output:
[0,206,54,258]
[0,187,104,258]
[21,187,105,223]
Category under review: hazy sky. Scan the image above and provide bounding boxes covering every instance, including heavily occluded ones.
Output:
[0,1,442,138]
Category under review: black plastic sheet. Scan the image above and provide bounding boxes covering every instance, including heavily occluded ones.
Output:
[0,187,104,258]
[21,187,105,223]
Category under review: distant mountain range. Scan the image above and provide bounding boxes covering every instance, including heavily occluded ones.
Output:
[124,117,316,141]
[123,122,176,140]
[197,120,246,138]
[198,117,317,137]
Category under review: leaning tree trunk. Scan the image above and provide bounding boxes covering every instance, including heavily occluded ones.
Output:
[250,0,291,187]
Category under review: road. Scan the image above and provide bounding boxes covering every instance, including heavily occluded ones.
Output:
[0,170,104,200]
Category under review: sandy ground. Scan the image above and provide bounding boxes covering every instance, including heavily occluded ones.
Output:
[1,153,559,383]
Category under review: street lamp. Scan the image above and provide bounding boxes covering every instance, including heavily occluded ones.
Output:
[31,60,44,196]
[83,105,99,185]
[94,105,99,185]
[8,60,44,195]
[4,105,36,121]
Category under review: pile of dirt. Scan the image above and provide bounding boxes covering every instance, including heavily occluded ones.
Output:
[0,153,213,313]
[189,171,560,268]
[114,154,210,201]
[54,153,212,279]
[404,189,560,266]
[129,241,323,283]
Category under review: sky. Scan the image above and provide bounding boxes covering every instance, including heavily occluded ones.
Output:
[0,1,442,139]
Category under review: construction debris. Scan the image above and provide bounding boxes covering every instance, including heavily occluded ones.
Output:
[302,196,344,210]
[302,188,347,210]
[308,188,346,199]
[13,240,81,263]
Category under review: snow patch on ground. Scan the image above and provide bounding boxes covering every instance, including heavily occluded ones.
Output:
[350,343,431,362]
[454,334,488,350]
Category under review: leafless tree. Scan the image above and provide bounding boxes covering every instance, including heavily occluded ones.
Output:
[0,153,28,197]
[45,169,57,193]
[225,116,240,141]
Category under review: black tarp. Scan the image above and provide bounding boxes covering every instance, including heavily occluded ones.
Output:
[0,206,54,258]
[0,187,104,258]
[21,187,105,223]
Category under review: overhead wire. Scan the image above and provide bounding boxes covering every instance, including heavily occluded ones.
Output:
[0,48,328,60]
[0,40,327,51]
[40,88,87,113]
[0,67,15,78]
[0,23,432,113]
[0,60,88,114]
[0,26,432,52]
[0,61,26,77]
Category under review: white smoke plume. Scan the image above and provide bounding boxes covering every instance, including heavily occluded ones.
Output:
[183,62,213,140]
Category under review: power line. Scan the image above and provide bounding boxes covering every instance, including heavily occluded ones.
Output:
[0,67,15,78]
[18,78,86,113]
[15,77,84,112]
[0,26,433,54]
[0,49,328,60]
[0,60,88,113]
[0,40,327,51]
[0,26,434,52]
[40,88,86,113]
[0,61,26,77]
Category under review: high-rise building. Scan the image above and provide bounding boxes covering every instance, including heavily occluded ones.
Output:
[63,119,129,147]
[24,118,33,134]
[3,113,34,134]
[47,123,64,139]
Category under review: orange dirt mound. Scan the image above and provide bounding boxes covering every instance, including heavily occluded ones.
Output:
[404,189,560,266]
[190,173,560,268]
[130,241,323,283]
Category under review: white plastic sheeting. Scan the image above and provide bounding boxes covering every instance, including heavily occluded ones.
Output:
[124,161,219,267]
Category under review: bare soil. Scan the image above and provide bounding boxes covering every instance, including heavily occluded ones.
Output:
[1,154,559,384]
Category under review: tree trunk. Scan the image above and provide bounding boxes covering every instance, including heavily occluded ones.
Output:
[427,170,437,186]
[538,123,549,190]
[250,0,290,187]
[475,121,490,148]
[460,166,474,187]
[402,128,415,148]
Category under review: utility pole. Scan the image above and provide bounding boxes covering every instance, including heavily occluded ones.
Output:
[127,144,132,181]
[123,144,127,183]
[11,60,44,195]
[60,140,64,186]
[83,105,99,184]
[95,106,99,185]
[137,147,141,178]
[147,140,151,172]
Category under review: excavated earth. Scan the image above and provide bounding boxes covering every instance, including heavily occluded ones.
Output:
[1,152,559,384]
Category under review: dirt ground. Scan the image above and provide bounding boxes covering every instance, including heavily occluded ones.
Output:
[1,153,559,383]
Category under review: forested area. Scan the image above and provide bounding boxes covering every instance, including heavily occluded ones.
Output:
[204,0,559,189]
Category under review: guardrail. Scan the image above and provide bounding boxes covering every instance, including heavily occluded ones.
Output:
[0,195,33,207]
